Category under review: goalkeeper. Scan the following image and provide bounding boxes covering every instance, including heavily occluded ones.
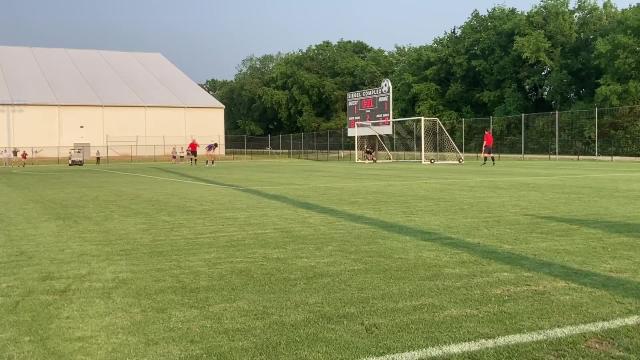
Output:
[481,128,495,166]
[364,144,377,163]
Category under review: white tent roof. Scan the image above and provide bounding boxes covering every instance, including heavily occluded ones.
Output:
[0,46,224,108]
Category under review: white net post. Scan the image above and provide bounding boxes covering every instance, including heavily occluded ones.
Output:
[422,118,464,164]
[354,117,463,165]
[355,121,393,163]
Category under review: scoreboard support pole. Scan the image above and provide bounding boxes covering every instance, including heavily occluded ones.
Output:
[420,117,425,163]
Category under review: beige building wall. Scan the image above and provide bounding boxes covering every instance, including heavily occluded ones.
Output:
[9,105,59,147]
[186,107,226,153]
[145,107,186,145]
[0,105,225,154]
[1,105,11,148]
[59,106,104,146]
[103,106,146,142]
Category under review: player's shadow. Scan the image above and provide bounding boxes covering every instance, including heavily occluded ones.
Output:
[533,216,640,239]
[155,167,640,301]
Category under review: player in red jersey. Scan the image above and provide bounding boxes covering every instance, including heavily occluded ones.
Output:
[187,139,199,166]
[481,129,495,166]
[20,150,28,167]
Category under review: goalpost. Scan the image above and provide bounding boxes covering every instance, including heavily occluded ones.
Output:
[355,117,464,164]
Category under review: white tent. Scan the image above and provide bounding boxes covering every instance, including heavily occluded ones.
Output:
[0,46,224,155]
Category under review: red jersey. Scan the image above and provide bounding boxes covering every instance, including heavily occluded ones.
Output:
[21,152,27,160]
[483,132,494,147]
[188,141,199,152]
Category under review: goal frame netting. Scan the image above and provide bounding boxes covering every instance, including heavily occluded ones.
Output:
[354,117,464,165]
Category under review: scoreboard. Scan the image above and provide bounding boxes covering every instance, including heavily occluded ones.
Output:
[347,79,392,136]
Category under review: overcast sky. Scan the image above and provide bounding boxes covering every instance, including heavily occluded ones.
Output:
[0,0,636,82]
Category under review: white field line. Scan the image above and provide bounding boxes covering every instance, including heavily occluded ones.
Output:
[363,315,640,360]
[9,170,69,175]
[89,168,245,190]
[90,168,640,191]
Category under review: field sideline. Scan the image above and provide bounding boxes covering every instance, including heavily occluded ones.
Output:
[1,160,639,359]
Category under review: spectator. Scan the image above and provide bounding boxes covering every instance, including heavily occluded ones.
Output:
[11,148,19,167]
[171,147,177,164]
[20,150,28,167]
[2,149,9,167]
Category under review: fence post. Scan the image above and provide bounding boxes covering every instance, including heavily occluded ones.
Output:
[521,114,525,160]
[244,135,247,158]
[302,132,304,159]
[611,138,614,162]
[327,130,330,160]
[268,134,271,157]
[290,133,293,158]
[490,116,493,131]
[555,110,559,160]
[462,118,465,156]
[595,107,599,160]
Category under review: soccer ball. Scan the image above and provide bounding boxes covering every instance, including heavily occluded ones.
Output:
[380,79,391,94]
[458,158,464,164]
[430,159,436,164]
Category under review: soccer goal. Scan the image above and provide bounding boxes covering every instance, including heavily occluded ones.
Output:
[355,117,464,164]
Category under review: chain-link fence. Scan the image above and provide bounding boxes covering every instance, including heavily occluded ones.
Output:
[458,106,640,160]
[224,129,356,161]
[225,106,639,162]
[3,106,639,166]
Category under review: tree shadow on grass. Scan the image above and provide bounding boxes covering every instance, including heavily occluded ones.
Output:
[154,167,640,301]
[533,216,640,239]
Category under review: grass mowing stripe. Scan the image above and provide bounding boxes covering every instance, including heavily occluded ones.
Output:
[154,167,640,301]
[363,315,640,360]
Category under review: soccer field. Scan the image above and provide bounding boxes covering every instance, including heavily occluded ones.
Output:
[1,160,639,359]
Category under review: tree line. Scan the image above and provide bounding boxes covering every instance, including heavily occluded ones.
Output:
[203,0,640,136]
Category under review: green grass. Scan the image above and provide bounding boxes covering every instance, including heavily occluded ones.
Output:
[1,159,639,359]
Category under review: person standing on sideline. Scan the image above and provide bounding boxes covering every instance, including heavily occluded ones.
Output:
[205,143,218,167]
[11,148,19,167]
[481,128,495,166]
[171,147,177,164]
[20,150,28,167]
[96,150,101,165]
[187,139,199,166]
[2,150,9,167]
[179,147,185,163]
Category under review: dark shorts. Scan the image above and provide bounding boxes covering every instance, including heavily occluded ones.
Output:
[484,146,493,155]
[191,151,198,157]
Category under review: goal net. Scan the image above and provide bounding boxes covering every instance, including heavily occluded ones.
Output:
[355,117,464,164]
